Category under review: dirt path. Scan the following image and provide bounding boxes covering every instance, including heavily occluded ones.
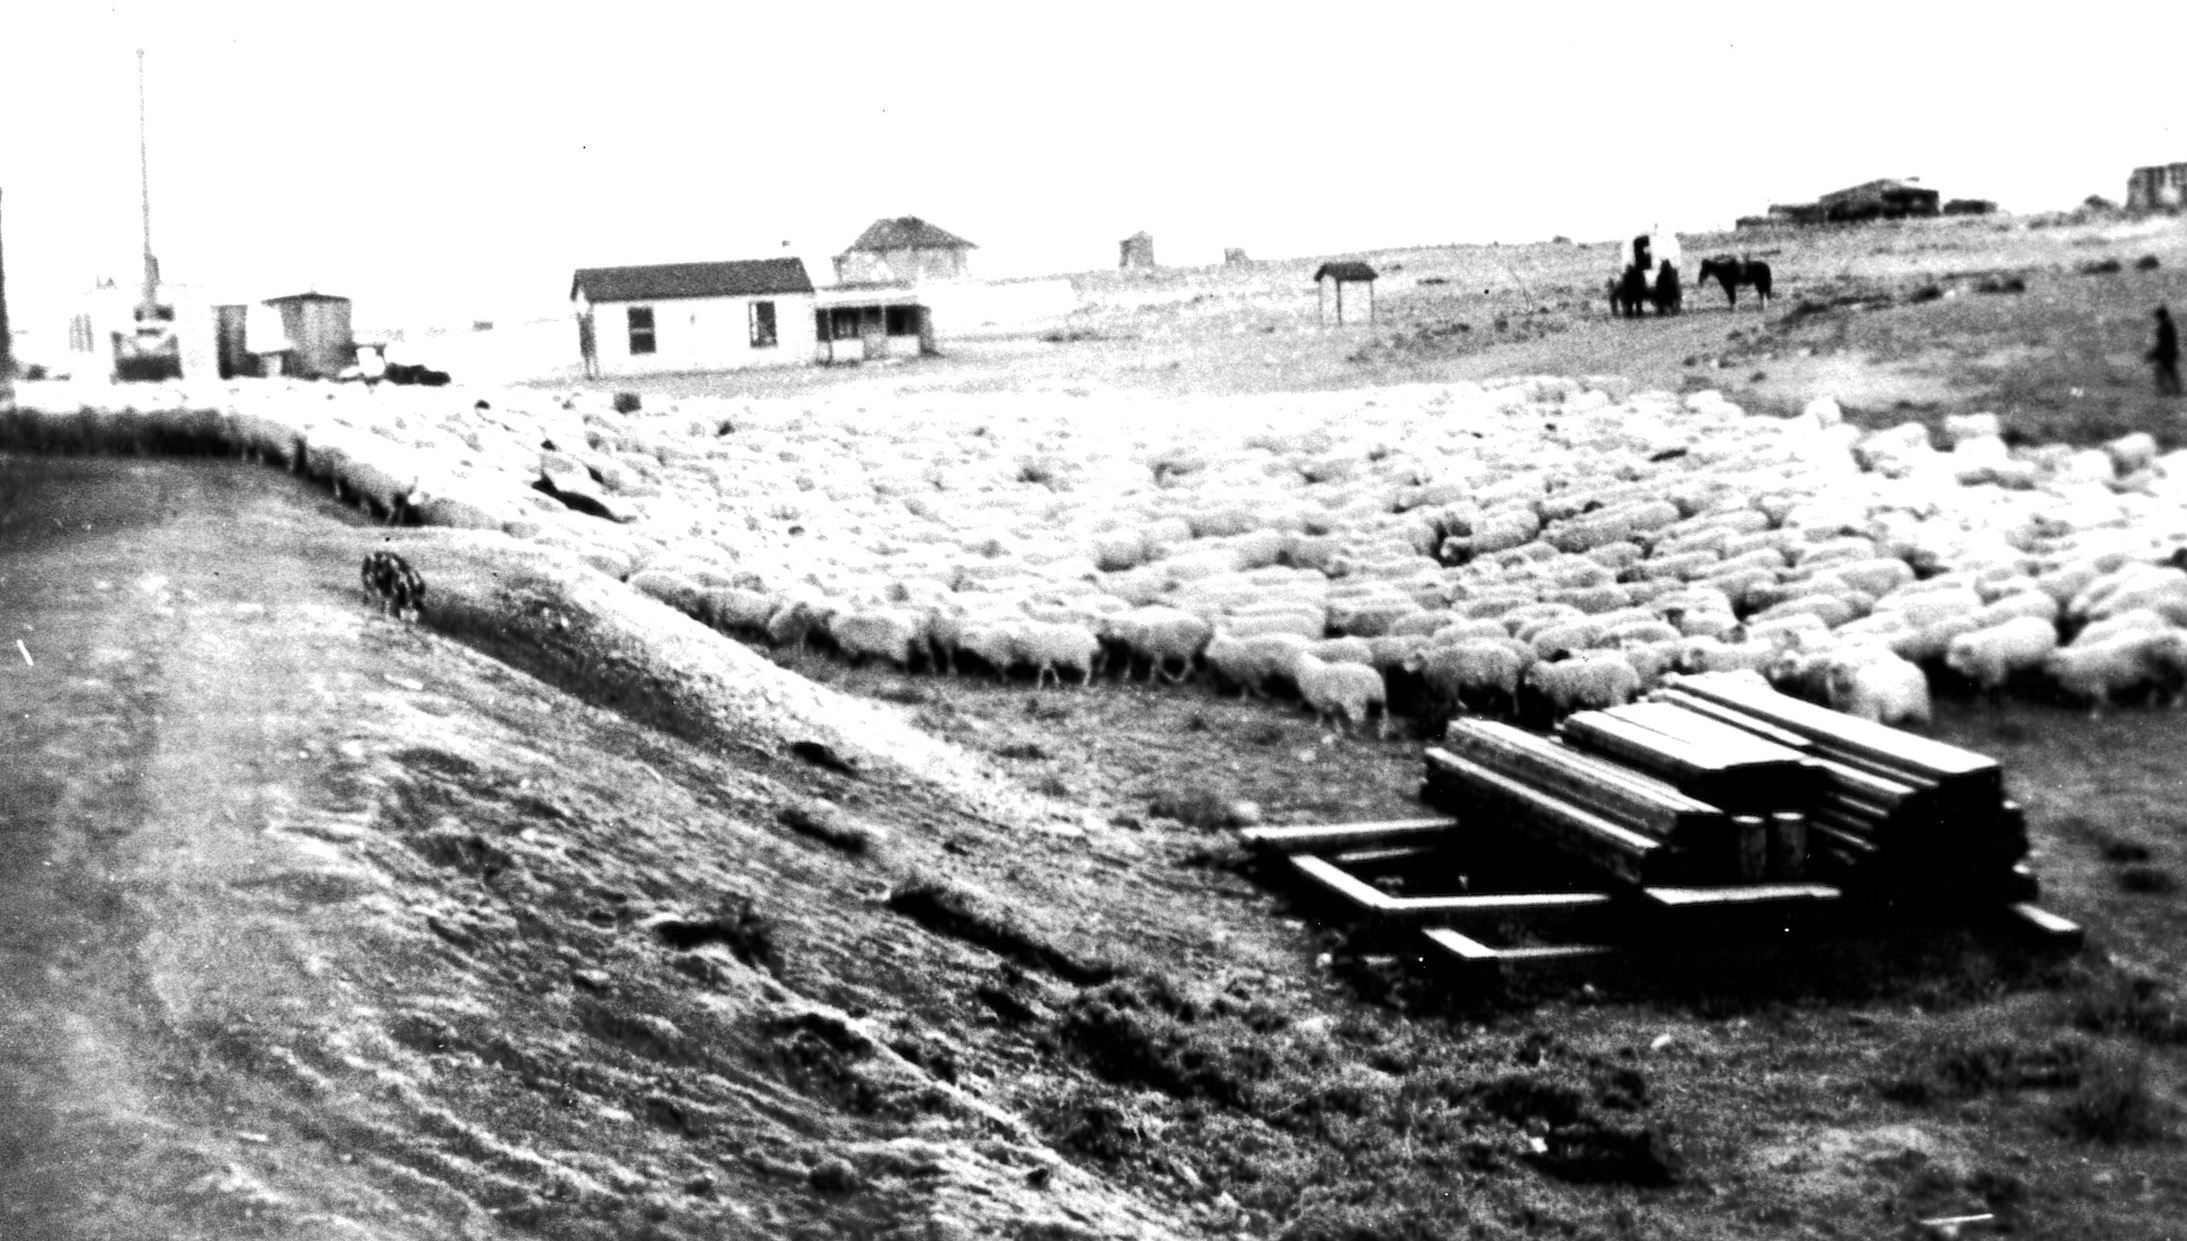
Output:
[0,455,396,1238]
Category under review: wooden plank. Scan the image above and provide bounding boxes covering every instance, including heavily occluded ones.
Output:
[1287,853,1396,913]
[1641,883,1842,909]
[1611,701,1812,766]
[1420,927,1616,967]
[2004,903,2085,951]
[1558,713,1809,812]
[1420,749,1675,886]
[1421,926,1502,962]
[1452,719,1721,812]
[1239,817,1458,855]
[1647,687,1817,752]
[1376,890,1617,925]
[1666,672,2003,792]
[1436,725,1725,842]
[1331,845,1439,868]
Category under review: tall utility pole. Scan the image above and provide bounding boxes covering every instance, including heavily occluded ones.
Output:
[138,48,160,306]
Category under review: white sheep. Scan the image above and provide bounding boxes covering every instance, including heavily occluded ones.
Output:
[2070,565,2187,626]
[827,608,929,672]
[1404,637,1535,714]
[1523,654,1641,717]
[1944,615,2059,694]
[1823,648,1933,727]
[1289,653,1391,738]
[1012,619,1104,687]
[1204,632,1312,698]
[1102,605,1214,683]
[2045,629,2187,714]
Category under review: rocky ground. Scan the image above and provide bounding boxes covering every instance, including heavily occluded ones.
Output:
[5,212,2187,1240]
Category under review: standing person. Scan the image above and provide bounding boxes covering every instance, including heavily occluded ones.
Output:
[2152,306,2181,396]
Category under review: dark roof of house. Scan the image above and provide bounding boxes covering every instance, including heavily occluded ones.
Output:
[841,217,977,254]
[1313,262,1379,283]
[570,258,815,303]
[1819,178,1937,204]
[264,291,351,305]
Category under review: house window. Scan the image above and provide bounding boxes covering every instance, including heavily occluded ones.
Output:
[885,305,918,336]
[627,306,656,355]
[749,301,777,348]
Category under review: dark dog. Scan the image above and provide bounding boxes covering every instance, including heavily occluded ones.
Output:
[362,550,426,622]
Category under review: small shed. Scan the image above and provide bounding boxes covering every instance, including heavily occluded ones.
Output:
[1313,261,1378,326]
[262,291,355,379]
[1119,231,1156,271]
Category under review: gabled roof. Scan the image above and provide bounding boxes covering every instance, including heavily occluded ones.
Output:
[841,217,977,254]
[1313,261,1379,283]
[570,258,815,303]
[1819,178,1935,203]
[265,290,351,305]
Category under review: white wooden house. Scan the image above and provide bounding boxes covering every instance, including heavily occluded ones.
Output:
[570,258,817,377]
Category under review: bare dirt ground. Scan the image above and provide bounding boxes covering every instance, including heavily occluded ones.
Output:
[7,212,2187,1240]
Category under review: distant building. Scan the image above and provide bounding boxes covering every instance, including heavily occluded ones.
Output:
[262,291,355,379]
[570,258,818,377]
[833,217,977,285]
[1313,261,1378,326]
[2128,162,2187,211]
[1759,179,1942,226]
[1223,247,1251,266]
[1119,231,1157,271]
[1942,198,1998,216]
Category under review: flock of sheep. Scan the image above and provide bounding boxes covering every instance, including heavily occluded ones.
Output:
[14,370,2187,738]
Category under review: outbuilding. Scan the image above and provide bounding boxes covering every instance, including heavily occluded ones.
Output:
[261,291,355,379]
[833,217,976,285]
[570,258,817,378]
[1119,231,1157,271]
[1313,261,1378,325]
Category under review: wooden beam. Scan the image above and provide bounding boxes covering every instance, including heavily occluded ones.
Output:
[1240,817,1457,855]
[1641,883,1841,910]
[1419,748,1677,886]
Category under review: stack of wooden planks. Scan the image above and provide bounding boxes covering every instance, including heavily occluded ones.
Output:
[1426,716,1804,886]
[1654,672,2031,897]
[1422,674,2030,899]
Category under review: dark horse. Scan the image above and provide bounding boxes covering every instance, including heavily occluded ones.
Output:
[1698,257,1773,310]
[1610,262,1682,318]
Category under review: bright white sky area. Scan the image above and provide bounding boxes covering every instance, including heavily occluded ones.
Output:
[1,1,2178,334]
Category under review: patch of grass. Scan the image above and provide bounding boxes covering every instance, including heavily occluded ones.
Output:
[775,800,873,856]
[2053,1049,2171,1144]
[2118,864,2178,895]
[1148,783,1245,829]
[1056,974,1270,1108]
[651,894,782,972]
[1878,1030,2088,1104]
[2062,971,2187,1043]
[885,874,1115,984]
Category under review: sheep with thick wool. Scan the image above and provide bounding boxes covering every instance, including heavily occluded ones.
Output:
[827,607,930,671]
[1404,638,1534,715]
[1101,605,1214,683]
[1523,653,1641,716]
[1944,615,2060,693]
[1823,647,1934,726]
[1204,632,1312,698]
[1012,619,1104,687]
[2045,629,2187,713]
[1288,653,1391,738]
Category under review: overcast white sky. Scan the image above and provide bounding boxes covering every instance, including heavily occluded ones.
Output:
[2,1,2178,332]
